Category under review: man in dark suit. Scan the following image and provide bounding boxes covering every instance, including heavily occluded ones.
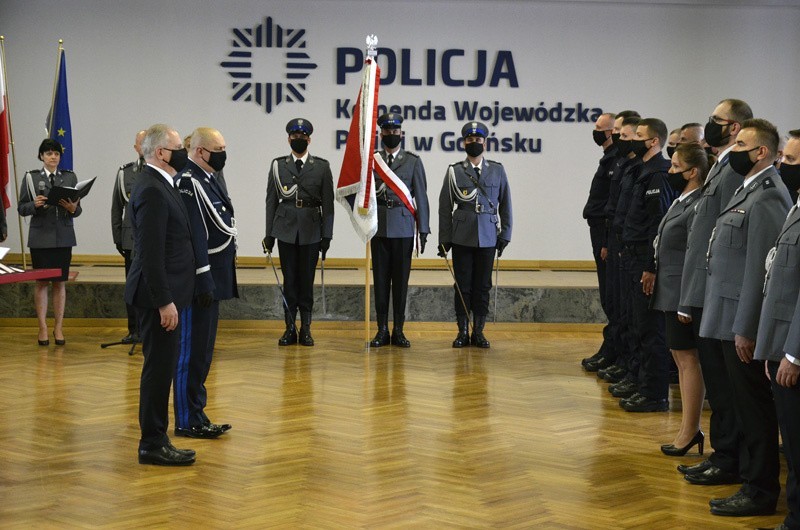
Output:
[124,123,196,466]
[172,127,237,439]
[700,119,791,516]
[264,118,334,346]
[369,112,430,348]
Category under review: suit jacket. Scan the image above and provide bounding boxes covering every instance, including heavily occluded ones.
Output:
[17,168,82,248]
[265,154,334,245]
[375,149,430,238]
[755,204,800,362]
[439,158,513,248]
[124,165,195,310]
[110,158,144,251]
[679,156,740,309]
[652,188,700,312]
[176,160,238,301]
[699,166,791,341]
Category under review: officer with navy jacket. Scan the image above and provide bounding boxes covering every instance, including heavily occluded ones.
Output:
[264,119,334,346]
[111,130,146,343]
[172,127,237,439]
[438,121,512,349]
[369,112,430,348]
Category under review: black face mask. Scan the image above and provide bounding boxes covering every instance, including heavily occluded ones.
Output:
[616,139,632,157]
[704,119,732,148]
[729,147,760,177]
[381,134,402,149]
[290,138,309,154]
[666,146,676,159]
[780,163,800,201]
[667,169,689,193]
[203,149,227,172]
[630,138,653,159]
[611,133,621,146]
[592,130,609,147]
[465,141,484,158]
[164,148,188,172]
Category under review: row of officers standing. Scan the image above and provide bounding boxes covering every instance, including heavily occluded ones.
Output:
[581,99,800,527]
[99,117,512,466]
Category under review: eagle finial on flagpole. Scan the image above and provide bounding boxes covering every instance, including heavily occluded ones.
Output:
[366,35,378,57]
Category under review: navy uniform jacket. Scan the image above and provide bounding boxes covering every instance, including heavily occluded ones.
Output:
[611,158,642,235]
[176,160,239,301]
[375,149,430,238]
[700,167,791,341]
[111,158,144,251]
[604,156,630,226]
[124,165,195,310]
[439,158,512,248]
[678,155,739,310]
[18,168,82,248]
[265,154,334,245]
[652,188,700,312]
[755,204,800,362]
[622,153,675,271]
[583,145,618,239]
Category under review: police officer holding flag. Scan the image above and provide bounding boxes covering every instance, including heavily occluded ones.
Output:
[264,118,334,347]
[369,112,430,348]
[438,121,513,348]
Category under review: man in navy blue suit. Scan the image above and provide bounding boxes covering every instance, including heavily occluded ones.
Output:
[124,124,196,466]
[173,127,238,439]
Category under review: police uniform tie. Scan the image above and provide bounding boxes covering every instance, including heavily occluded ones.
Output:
[295,159,303,173]
[387,154,394,167]
[474,166,481,179]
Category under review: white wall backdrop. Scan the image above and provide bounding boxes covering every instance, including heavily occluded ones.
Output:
[1,0,799,260]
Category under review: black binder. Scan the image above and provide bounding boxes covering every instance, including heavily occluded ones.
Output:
[45,177,97,206]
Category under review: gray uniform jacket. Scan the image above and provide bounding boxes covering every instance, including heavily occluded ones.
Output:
[375,149,430,238]
[699,166,791,341]
[652,188,700,312]
[679,155,740,309]
[265,154,334,245]
[17,168,82,248]
[111,158,144,251]
[754,204,800,362]
[438,158,512,248]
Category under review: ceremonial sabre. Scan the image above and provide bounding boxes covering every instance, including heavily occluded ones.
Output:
[493,252,500,323]
[267,252,291,314]
[321,258,327,314]
[440,245,471,335]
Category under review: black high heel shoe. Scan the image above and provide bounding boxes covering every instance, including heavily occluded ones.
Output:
[661,430,704,456]
[53,331,66,346]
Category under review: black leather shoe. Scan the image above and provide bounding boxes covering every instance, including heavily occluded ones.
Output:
[709,489,746,508]
[175,423,225,439]
[391,329,411,348]
[471,331,490,348]
[166,441,196,457]
[584,356,612,372]
[684,465,741,485]
[121,333,141,344]
[709,494,775,516]
[138,445,196,466]
[299,328,314,346]
[609,380,637,398]
[622,394,668,412]
[278,326,298,346]
[204,421,232,432]
[581,352,603,368]
[370,328,390,347]
[599,365,626,383]
[677,459,712,475]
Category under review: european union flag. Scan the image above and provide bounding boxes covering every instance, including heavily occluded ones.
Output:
[47,49,72,170]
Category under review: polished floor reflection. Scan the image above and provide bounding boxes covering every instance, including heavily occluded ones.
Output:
[0,324,787,528]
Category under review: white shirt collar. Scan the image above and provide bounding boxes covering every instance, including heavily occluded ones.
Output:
[677,187,701,202]
[292,153,309,165]
[742,165,772,190]
[147,163,176,186]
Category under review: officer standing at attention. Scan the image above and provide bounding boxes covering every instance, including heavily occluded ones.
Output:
[264,119,334,346]
[370,112,430,348]
[438,121,512,348]
[172,127,237,439]
[111,130,146,344]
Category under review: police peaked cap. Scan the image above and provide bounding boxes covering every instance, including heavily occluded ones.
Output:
[286,118,313,136]
[461,121,489,138]
[377,113,403,129]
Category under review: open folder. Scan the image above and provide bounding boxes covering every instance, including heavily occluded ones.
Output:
[46,177,97,205]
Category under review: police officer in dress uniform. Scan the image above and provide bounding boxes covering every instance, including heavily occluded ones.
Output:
[369,112,430,348]
[111,130,146,343]
[171,127,237,439]
[264,119,334,346]
[438,121,512,349]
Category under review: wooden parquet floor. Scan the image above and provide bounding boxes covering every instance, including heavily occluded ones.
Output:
[0,323,788,529]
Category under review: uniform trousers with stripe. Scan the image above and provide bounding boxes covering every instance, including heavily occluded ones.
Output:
[174,301,220,429]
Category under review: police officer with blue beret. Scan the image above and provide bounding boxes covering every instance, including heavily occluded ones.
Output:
[264,118,334,346]
[438,122,512,348]
[370,112,430,348]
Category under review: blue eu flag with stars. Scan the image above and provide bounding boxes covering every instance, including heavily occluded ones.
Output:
[47,49,72,170]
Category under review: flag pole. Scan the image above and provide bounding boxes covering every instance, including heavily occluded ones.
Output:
[364,240,371,347]
[0,36,26,268]
[47,40,63,137]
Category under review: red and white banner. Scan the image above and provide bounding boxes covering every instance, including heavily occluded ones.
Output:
[336,57,380,243]
[372,153,416,218]
[0,50,10,211]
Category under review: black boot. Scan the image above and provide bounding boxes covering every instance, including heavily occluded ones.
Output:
[299,311,314,346]
[391,316,410,348]
[471,315,490,348]
[370,314,390,347]
[452,315,470,348]
[278,310,297,346]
